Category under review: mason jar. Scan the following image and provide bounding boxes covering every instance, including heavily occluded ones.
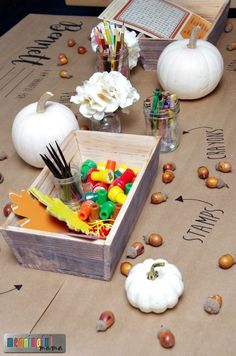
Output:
[144,94,180,153]
[96,45,130,78]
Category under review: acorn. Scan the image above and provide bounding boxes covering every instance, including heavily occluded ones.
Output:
[143,233,163,247]
[120,261,133,276]
[0,172,4,184]
[59,69,73,79]
[151,192,168,204]
[3,202,12,217]
[126,241,144,258]
[215,161,232,173]
[197,166,209,179]
[162,170,175,184]
[218,254,235,269]
[158,325,175,349]
[204,294,222,314]
[96,311,115,331]
[58,54,68,65]
[0,149,7,161]
[224,21,233,33]
[205,177,229,189]
[227,41,236,51]
[77,46,87,54]
[162,162,176,172]
[67,38,76,47]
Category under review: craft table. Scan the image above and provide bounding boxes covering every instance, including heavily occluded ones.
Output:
[0,14,236,356]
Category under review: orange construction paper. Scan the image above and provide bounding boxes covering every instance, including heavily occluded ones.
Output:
[9,190,68,233]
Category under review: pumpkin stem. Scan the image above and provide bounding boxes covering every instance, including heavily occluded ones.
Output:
[147,262,165,280]
[187,26,201,49]
[36,92,54,113]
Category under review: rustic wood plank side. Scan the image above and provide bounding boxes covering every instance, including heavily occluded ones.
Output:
[1,229,106,279]
[138,0,230,70]
[103,138,161,280]
[207,1,230,44]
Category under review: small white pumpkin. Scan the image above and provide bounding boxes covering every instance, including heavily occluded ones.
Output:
[12,92,79,168]
[157,26,224,99]
[125,258,184,313]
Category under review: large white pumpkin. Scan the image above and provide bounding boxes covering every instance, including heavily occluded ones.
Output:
[12,92,79,168]
[157,27,224,100]
[125,258,184,313]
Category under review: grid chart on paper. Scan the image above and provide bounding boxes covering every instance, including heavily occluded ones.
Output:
[115,0,189,38]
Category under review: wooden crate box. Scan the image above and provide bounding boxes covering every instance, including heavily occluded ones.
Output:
[139,0,230,70]
[0,130,161,280]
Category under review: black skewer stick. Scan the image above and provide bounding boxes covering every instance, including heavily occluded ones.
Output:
[42,154,62,178]
[55,141,72,178]
[46,144,64,173]
[40,154,62,178]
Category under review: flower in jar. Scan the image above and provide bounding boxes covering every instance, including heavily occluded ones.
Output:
[70,71,140,120]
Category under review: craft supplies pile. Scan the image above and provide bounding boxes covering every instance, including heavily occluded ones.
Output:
[9,142,139,239]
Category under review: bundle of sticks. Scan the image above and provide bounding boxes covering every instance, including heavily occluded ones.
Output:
[40,142,72,179]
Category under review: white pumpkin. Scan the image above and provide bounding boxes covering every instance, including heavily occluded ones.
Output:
[157,27,224,100]
[125,258,184,313]
[12,92,79,168]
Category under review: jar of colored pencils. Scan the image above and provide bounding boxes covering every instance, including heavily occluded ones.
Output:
[53,165,84,211]
[144,90,180,153]
[96,44,130,78]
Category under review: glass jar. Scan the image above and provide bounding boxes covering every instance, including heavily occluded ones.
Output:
[91,112,121,133]
[53,165,84,211]
[96,45,130,78]
[144,95,180,153]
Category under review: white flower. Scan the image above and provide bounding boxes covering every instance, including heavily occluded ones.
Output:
[71,71,140,120]
[91,22,140,70]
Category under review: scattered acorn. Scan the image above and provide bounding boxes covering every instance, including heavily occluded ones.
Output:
[204,294,222,314]
[77,46,87,54]
[163,162,176,172]
[218,254,235,269]
[58,52,66,59]
[215,161,232,173]
[58,54,68,65]
[158,325,175,349]
[0,149,7,161]
[151,192,168,204]
[224,20,233,33]
[143,233,163,247]
[59,69,73,79]
[205,176,229,189]
[96,311,115,331]
[227,41,236,51]
[67,38,76,47]
[0,172,4,184]
[162,170,175,184]
[120,261,133,276]
[3,203,12,217]
[197,166,209,179]
[126,241,144,258]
